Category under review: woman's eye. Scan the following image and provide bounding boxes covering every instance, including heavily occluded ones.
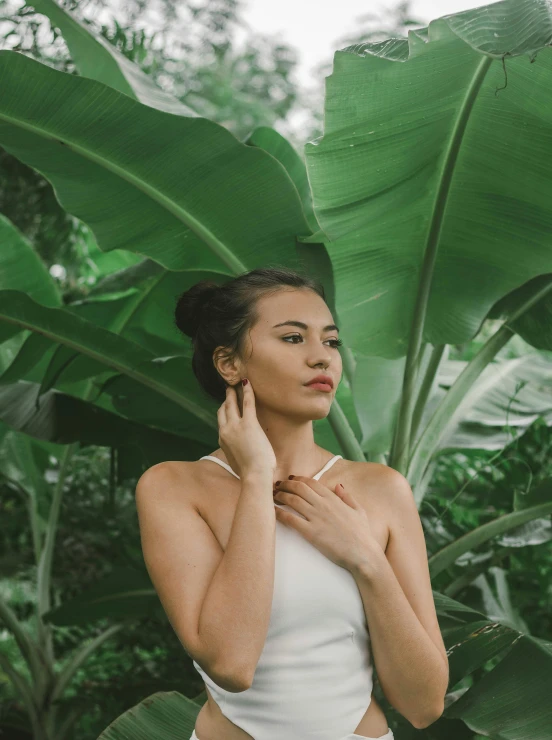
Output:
[282,334,343,348]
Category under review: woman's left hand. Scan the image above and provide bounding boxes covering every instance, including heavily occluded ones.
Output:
[273,475,381,571]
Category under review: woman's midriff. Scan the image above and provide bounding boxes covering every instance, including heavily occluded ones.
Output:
[194,686,255,740]
[194,686,390,740]
[186,451,392,740]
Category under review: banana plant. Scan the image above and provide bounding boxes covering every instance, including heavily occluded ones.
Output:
[300,0,552,484]
[0,0,552,738]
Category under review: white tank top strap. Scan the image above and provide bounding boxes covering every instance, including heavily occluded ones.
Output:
[199,453,342,481]
[313,454,343,479]
[199,455,240,479]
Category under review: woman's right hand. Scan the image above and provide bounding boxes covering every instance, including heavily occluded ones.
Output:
[217,380,277,479]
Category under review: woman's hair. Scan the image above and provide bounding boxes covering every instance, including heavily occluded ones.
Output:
[174,265,326,403]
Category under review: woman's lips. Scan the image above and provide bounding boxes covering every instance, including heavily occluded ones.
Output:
[305,382,332,392]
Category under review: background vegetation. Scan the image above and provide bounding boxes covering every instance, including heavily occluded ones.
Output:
[1,1,550,738]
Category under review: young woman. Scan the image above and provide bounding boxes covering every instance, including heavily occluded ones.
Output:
[136,266,448,740]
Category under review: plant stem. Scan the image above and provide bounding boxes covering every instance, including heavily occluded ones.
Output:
[327,399,366,461]
[391,55,494,475]
[36,442,79,665]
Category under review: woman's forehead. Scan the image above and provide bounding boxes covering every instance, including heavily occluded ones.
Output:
[258,291,337,330]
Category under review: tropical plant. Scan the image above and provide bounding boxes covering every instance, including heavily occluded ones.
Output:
[0,0,303,299]
[0,0,552,738]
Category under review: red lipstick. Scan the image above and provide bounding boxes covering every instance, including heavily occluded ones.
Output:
[305,374,333,392]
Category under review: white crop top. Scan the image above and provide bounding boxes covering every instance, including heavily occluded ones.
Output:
[192,454,374,739]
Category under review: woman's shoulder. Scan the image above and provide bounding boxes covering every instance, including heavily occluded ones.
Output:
[339,457,389,477]
[137,455,221,493]
[141,450,223,475]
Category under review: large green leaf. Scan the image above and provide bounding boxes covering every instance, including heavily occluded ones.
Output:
[22,0,333,334]
[435,591,552,737]
[305,0,552,359]
[0,215,60,305]
[443,619,521,689]
[489,273,552,351]
[29,0,199,117]
[245,126,321,234]
[97,691,200,740]
[0,217,202,390]
[421,352,552,453]
[0,50,312,273]
[0,290,217,427]
[0,380,210,474]
[352,347,430,455]
[304,0,552,474]
[0,214,61,345]
[445,634,552,739]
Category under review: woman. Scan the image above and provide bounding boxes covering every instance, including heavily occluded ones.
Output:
[136,265,448,740]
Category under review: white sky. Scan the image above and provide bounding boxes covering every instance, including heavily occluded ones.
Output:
[241,0,498,88]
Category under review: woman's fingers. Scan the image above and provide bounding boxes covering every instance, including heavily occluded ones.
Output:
[241,378,254,417]
[219,381,254,429]
[217,395,228,427]
[224,383,241,422]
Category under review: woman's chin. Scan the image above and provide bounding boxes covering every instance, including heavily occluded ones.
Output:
[308,401,332,420]
[286,393,333,419]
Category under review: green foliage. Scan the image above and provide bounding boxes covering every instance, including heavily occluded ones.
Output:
[1,0,552,738]
[0,0,303,300]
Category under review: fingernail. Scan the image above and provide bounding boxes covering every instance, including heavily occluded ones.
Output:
[242,378,248,386]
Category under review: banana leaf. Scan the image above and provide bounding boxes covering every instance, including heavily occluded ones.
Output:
[0,50,313,274]
[29,0,198,117]
[303,0,552,477]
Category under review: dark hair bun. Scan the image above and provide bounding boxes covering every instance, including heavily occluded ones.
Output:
[174,280,220,339]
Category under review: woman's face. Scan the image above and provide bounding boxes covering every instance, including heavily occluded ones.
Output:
[236,288,343,419]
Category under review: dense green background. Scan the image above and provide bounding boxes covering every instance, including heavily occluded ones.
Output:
[1,1,551,739]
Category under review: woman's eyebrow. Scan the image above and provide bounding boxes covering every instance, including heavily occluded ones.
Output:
[272,320,339,332]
